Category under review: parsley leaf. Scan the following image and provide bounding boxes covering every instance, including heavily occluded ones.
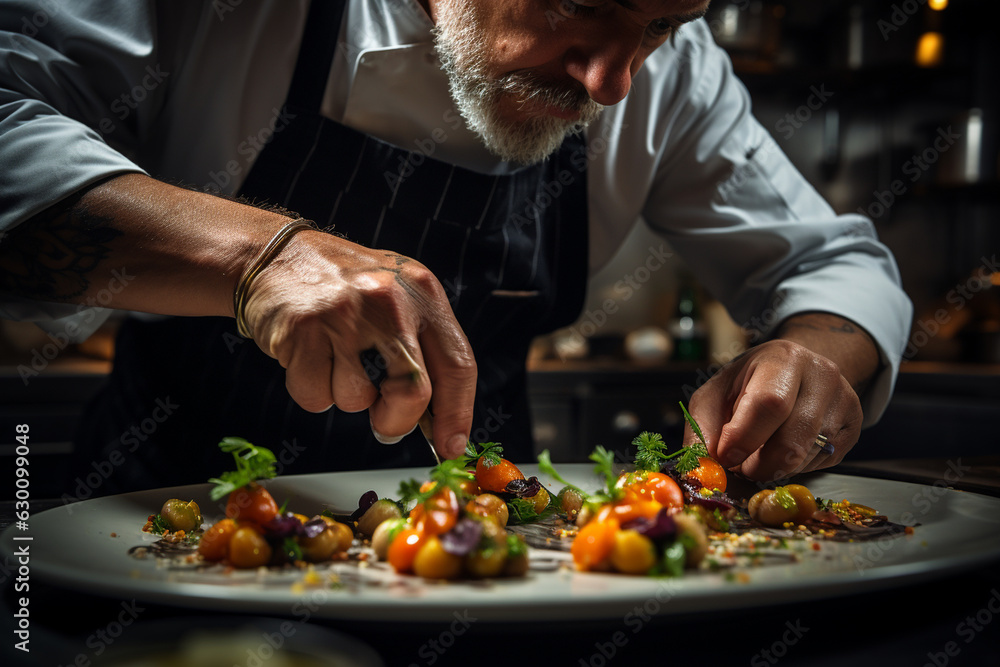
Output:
[397,478,424,507]
[398,459,475,511]
[633,431,668,472]
[463,441,503,469]
[207,437,278,501]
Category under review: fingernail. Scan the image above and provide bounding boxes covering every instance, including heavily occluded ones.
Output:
[370,417,410,445]
[445,435,468,458]
[372,429,404,445]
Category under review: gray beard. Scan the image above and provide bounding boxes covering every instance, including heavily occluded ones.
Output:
[432,0,604,165]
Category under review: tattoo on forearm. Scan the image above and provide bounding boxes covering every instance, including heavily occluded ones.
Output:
[0,203,122,301]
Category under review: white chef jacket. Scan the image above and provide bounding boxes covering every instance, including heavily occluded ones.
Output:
[0,0,912,424]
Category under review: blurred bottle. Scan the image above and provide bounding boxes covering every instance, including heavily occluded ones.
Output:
[668,282,707,361]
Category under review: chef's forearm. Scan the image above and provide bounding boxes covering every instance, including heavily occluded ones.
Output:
[0,173,293,317]
[773,312,881,396]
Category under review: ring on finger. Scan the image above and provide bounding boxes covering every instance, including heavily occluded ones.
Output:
[813,433,835,455]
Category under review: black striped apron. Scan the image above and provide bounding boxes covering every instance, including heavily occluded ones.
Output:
[72,0,589,493]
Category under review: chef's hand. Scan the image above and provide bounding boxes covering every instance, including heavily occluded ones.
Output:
[685,313,880,482]
[242,229,477,459]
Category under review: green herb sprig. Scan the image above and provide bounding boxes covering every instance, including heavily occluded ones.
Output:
[634,405,711,477]
[633,431,668,472]
[397,458,475,511]
[462,441,503,469]
[588,445,625,506]
[506,498,560,525]
[207,437,278,501]
[148,514,171,535]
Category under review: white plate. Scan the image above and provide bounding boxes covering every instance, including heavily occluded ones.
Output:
[5,465,1000,622]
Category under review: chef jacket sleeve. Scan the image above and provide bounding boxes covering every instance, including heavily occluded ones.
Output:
[0,1,157,340]
[639,21,913,427]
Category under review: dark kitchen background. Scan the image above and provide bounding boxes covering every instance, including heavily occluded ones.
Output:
[1,0,997,499]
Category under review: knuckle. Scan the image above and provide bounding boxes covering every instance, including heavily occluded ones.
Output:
[750,390,794,421]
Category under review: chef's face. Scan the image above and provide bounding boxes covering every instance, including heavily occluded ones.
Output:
[429,0,711,165]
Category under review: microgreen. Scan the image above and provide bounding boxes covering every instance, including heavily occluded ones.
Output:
[774,486,796,511]
[207,437,277,501]
[397,459,475,511]
[148,514,171,535]
[537,450,585,495]
[506,498,559,526]
[640,404,711,477]
[462,441,503,469]
[589,445,625,504]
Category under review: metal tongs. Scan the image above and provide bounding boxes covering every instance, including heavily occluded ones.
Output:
[387,339,441,465]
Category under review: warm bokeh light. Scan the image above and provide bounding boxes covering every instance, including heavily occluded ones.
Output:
[916,32,945,67]
[928,0,948,10]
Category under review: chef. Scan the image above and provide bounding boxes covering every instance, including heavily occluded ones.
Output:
[0,0,912,492]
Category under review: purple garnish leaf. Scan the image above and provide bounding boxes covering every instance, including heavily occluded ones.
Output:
[262,512,304,538]
[299,517,328,539]
[351,490,379,521]
[689,494,734,512]
[504,476,543,498]
[621,508,676,541]
[439,518,484,556]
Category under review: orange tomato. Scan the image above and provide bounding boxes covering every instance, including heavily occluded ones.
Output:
[197,518,238,561]
[618,471,683,510]
[412,487,459,536]
[225,482,279,524]
[571,518,619,570]
[686,457,728,493]
[596,500,664,524]
[475,457,525,493]
[387,527,426,573]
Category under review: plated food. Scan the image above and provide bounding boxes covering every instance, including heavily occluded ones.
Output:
[134,408,911,585]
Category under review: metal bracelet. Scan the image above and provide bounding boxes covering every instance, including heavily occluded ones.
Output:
[233,218,318,338]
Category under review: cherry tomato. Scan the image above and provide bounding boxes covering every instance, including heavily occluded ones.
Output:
[197,518,238,561]
[618,471,683,510]
[229,524,273,568]
[475,457,525,493]
[225,482,279,524]
[387,527,426,573]
[686,457,728,493]
[424,487,460,535]
[596,500,663,524]
[571,518,619,571]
